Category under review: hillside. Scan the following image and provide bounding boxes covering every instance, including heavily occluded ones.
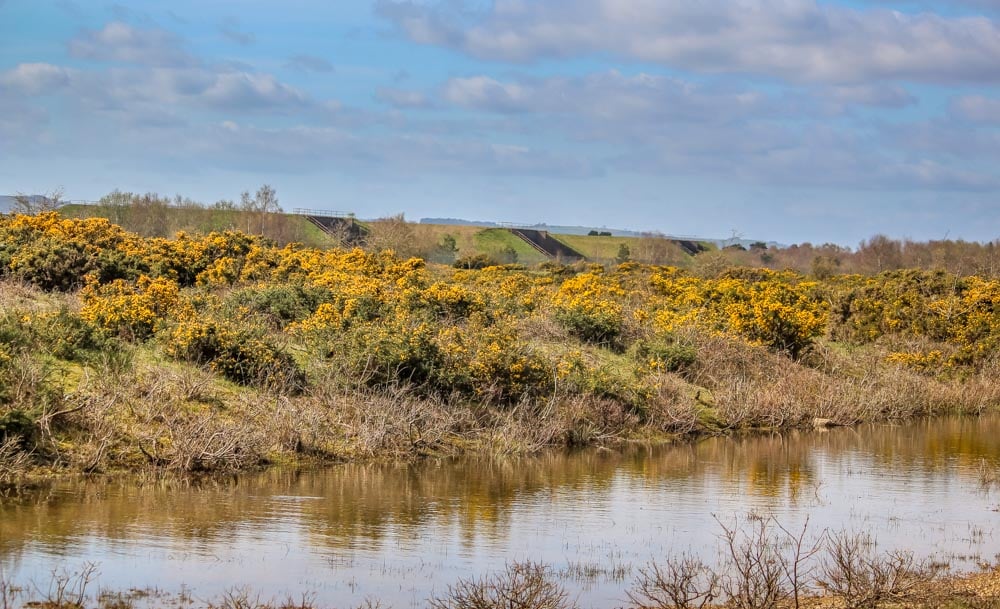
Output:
[59,204,335,248]
[55,204,709,266]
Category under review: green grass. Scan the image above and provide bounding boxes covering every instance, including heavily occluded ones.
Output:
[556,234,640,262]
[472,228,550,265]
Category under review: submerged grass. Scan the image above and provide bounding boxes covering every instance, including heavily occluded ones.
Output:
[6,520,1000,609]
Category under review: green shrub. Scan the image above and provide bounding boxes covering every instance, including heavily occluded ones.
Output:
[630,338,697,372]
[26,308,115,362]
[8,238,97,291]
[165,318,306,392]
[0,410,35,445]
[226,282,331,329]
[454,253,499,270]
[334,318,444,391]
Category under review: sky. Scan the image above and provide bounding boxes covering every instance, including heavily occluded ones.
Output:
[2,0,1000,245]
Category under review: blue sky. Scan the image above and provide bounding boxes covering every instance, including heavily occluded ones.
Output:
[2,0,1000,245]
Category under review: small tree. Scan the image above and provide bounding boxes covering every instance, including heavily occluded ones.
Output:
[12,187,64,215]
[616,243,631,264]
[499,245,518,264]
[239,184,281,235]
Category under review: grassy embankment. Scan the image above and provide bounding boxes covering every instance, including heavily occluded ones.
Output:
[62,201,706,266]
[1,211,1000,482]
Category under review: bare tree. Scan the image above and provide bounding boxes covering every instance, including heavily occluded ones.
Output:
[240,184,281,234]
[774,517,827,609]
[12,187,64,215]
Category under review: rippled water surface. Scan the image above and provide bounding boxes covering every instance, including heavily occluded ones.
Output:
[5,416,1000,608]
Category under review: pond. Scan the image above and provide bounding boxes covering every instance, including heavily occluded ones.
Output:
[4,415,1000,608]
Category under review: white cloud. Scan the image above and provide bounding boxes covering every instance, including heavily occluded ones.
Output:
[376,87,431,108]
[285,54,335,73]
[828,84,917,108]
[377,0,1000,84]
[438,71,785,126]
[199,72,308,110]
[952,95,1000,122]
[69,21,197,67]
[442,76,530,112]
[0,63,73,95]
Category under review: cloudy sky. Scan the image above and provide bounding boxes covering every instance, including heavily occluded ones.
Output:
[2,0,1000,245]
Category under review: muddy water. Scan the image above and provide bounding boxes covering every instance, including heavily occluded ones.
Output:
[4,416,1000,608]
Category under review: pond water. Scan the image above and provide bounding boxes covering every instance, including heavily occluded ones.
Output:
[4,415,1000,608]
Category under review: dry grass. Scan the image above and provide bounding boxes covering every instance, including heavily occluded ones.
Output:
[673,329,1000,432]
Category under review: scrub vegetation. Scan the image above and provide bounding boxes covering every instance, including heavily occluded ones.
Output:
[1,210,1000,481]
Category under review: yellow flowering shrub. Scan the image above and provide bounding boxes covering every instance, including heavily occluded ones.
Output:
[404,281,485,319]
[553,271,627,344]
[650,268,827,358]
[436,318,553,403]
[81,275,184,340]
[19,308,114,362]
[833,270,1000,369]
[165,317,304,391]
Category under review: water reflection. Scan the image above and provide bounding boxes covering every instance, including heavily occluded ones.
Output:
[3,415,1000,608]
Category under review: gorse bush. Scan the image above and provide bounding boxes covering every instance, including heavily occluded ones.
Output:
[2,211,1000,434]
[454,253,498,270]
[23,308,115,362]
[832,270,1000,370]
[165,318,305,392]
[631,338,697,373]
[81,275,184,340]
[649,268,827,359]
[226,282,332,329]
[553,271,626,345]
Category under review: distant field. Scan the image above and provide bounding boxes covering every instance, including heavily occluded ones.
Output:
[473,228,550,265]
[557,233,701,265]
[556,233,642,262]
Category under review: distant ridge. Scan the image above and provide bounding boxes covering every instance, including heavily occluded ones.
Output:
[420,217,646,237]
[419,216,782,248]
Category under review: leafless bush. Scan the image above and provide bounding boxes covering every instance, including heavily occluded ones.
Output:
[134,401,271,472]
[478,398,567,456]
[274,592,318,609]
[1,567,21,609]
[429,561,576,609]
[645,375,701,434]
[212,587,268,609]
[320,388,466,459]
[34,562,99,609]
[818,531,926,609]
[627,554,719,609]
[773,517,826,609]
[716,516,787,609]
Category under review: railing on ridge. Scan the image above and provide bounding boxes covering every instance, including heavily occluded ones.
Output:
[292,208,355,218]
